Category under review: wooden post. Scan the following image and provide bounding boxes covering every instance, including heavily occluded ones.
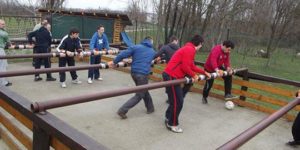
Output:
[33,124,50,150]
[239,69,249,101]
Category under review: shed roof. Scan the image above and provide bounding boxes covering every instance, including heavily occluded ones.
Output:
[38,8,132,25]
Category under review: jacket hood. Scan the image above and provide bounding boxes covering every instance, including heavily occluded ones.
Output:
[168,43,180,50]
[140,39,153,48]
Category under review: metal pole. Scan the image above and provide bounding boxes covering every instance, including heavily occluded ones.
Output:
[0,50,120,59]
[31,68,247,113]
[6,43,89,50]
[0,63,124,78]
[31,78,188,113]
[217,98,300,150]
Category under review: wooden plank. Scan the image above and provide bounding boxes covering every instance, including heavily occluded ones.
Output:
[0,112,32,149]
[0,125,22,150]
[209,82,300,111]
[149,75,162,81]
[232,89,300,112]
[232,78,294,98]
[191,86,296,121]
[152,68,163,74]
[51,137,71,150]
[0,99,33,130]
[232,99,295,121]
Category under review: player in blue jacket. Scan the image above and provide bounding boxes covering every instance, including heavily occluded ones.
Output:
[108,36,156,119]
[87,25,109,84]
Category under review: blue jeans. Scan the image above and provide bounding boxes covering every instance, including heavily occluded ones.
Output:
[88,55,101,79]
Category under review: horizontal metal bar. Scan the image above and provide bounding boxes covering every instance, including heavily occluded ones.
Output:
[31,68,247,113]
[217,98,300,150]
[0,50,120,59]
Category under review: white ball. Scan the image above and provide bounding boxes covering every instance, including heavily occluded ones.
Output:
[225,101,235,110]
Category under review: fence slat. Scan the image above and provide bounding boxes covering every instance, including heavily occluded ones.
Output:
[0,125,22,150]
[0,99,33,130]
[51,137,71,150]
[0,112,32,149]
[232,78,294,98]
[191,86,296,120]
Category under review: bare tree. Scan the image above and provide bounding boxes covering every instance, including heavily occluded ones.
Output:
[41,0,67,9]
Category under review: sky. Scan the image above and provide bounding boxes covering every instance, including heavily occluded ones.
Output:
[65,0,129,11]
[18,0,155,13]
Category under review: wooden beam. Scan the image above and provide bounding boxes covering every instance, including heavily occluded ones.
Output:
[0,99,33,130]
[0,125,23,150]
[0,112,32,149]
[51,137,71,150]
[232,78,294,98]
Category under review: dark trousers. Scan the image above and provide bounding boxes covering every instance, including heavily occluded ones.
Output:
[34,47,52,78]
[292,112,300,141]
[203,69,232,98]
[118,73,154,114]
[59,57,78,82]
[88,55,101,79]
[166,83,192,99]
[163,72,184,126]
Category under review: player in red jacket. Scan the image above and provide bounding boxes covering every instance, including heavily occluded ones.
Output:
[202,40,237,104]
[163,35,210,133]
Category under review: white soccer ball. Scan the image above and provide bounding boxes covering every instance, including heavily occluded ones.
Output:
[225,101,235,110]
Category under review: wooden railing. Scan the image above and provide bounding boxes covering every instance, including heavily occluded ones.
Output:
[0,87,107,150]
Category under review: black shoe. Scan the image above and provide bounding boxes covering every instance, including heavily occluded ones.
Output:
[117,111,127,119]
[286,140,300,147]
[46,77,56,81]
[34,77,43,81]
[202,97,208,104]
[225,94,238,100]
[147,109,155,114]
[5,82,12,86]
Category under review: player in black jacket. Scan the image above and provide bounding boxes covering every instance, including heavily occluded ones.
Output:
[28,22,56,81]
[56,28,82,88]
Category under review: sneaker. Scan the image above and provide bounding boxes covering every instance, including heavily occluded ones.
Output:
[166,123,183,133]
[97,77,103,81]
[34,76,43,81]
[87,78,93,84]
[72,79,82,84]
[225,94,238,101]
[202,97,208,104]
[146,109,155,114]
[61,82,66,88]
[46,77,56,81]
[286,140,300,147]
[117,111,127,119]
[5,82,12,86]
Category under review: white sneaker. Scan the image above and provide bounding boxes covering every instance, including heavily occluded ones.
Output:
[166,124,183,133]
[61,82,67,88]
[87,78,93,84]
[97,77,103,81]
[72,79,82,84]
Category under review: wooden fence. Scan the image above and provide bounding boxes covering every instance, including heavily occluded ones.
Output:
[0,87,107,150]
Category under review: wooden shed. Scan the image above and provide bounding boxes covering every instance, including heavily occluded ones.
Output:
[38,9,132,44]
